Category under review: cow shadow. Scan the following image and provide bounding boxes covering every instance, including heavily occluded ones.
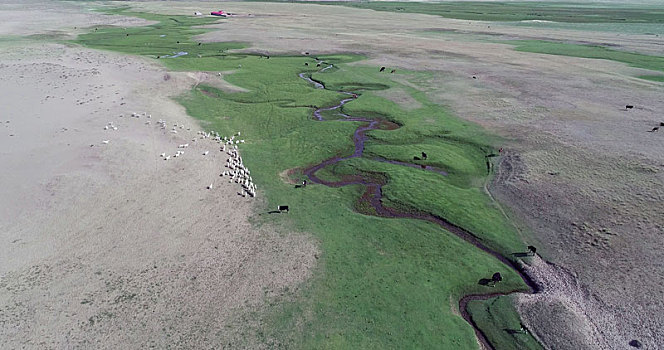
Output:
[478,278,493,286]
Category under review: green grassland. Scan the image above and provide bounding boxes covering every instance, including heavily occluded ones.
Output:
[74,8,538,348]
[639,75,664,82]
[510,40,664,73]
[468,295,545,350]
[278,1,664,24]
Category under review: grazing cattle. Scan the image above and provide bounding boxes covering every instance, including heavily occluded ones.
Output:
[421,152,428,160]
[492,272,503,284]
[379,66,386,72]
[304,62,308,66]
[649,127,659,132]
[126,34,129,37]
[472,76,477,79]
[198,43,201,46]
[305,52,309,55]
[390,69,396,73]
[316,63,321,67]
[626,105,634,109]
[527,245,537,255]
[660,122,664,126]
[278,205,289,213]
[302,180,307,187]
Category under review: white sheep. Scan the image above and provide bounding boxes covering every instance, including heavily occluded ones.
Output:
[203,151,209,156]
[102,140,109,144]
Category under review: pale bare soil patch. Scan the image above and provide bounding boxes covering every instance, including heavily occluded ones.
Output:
[185,70,250,92]
[0,4,317,348]
[0,0,153,39]
[372,87,423,110]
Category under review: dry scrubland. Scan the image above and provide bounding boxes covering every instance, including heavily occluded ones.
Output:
[1,0,663,349]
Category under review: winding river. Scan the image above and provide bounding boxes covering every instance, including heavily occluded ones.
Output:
[299,72,540,349]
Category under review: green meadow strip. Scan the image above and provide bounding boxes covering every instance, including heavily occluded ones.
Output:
[252,1,664,24]
[74,8,537,348]
[509,40,664,73]
[638,75,664,82]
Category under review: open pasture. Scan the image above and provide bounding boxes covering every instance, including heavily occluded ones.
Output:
[75,8,537,348]
[291,1,664,24]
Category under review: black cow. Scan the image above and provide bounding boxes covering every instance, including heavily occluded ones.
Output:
[379,66,386,72]
[421,152,428,160]
[277,205,289,213]
[492,272,503,284]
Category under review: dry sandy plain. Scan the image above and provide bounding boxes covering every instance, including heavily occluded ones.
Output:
[1,0,663,349]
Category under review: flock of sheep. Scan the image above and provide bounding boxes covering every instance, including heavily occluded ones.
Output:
[102,111,255,197]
